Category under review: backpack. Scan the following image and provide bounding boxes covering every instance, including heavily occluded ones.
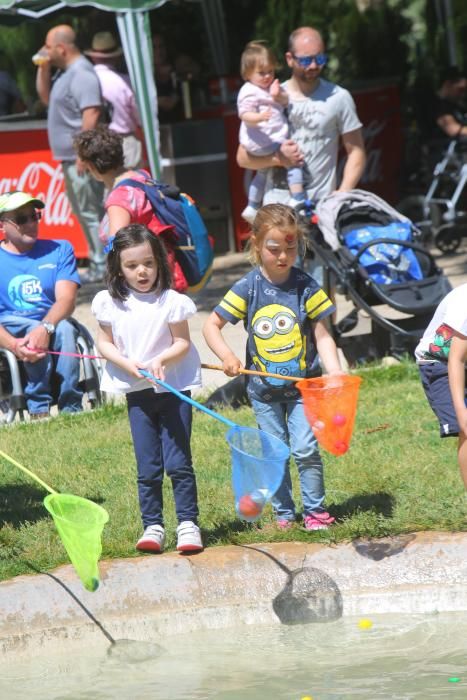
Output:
[115,176,214,294]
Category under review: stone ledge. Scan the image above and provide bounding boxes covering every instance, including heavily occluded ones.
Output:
[2,532,467,658]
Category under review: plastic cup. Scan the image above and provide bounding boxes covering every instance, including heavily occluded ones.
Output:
[32,50,49,66]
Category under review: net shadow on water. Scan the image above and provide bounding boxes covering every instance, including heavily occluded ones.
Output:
[24,560,164,661]
[25,560,115,644]
[238,544,343,626]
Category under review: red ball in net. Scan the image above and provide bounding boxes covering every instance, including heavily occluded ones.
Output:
[238,495,263,518]
[332,413,347,427]
[334,440,349,455]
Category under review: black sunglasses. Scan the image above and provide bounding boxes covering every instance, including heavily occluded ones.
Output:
[8,211,42,226]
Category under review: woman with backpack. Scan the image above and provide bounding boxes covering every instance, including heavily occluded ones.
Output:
[74,125,188,291]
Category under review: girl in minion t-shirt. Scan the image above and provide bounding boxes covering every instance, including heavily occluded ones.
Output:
[203,203,345,531]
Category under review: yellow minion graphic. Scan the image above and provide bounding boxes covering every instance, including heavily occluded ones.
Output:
[251,303,306,381]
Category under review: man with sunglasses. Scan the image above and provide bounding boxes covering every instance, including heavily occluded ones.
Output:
[237,26,365,210]
[0,191,83,419]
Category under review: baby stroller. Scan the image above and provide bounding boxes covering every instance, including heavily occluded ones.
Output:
[398,138,467,253]
[307,189,452,361]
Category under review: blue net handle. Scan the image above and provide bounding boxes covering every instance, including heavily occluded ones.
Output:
[139,370,237,428]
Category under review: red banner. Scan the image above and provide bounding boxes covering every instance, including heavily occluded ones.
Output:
[353,83,402,204]
[0,125,89,258]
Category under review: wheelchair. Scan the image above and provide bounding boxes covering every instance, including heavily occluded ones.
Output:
[0,319,104,424]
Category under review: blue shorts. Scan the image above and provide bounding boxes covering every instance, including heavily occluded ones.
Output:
[418,362,467,438]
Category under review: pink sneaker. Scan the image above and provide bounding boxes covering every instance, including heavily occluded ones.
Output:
[303,511,335,531]
[276,519,294,530]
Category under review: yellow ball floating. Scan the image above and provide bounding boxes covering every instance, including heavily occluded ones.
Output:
[358,618,373,630]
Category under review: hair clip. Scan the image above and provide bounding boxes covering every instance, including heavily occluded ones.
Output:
[103,236,115,254]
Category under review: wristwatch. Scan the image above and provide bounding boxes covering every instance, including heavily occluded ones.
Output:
[41,321,56,335]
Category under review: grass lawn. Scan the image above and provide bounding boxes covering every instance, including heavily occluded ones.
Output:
[0,361,466,583]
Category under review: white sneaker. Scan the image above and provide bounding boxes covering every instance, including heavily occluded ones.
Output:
[176,521,203,552]
[136,524,165,553]
[241,205,259,224]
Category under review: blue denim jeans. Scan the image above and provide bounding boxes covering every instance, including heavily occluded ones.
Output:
[250,397,325,521]
[1,315,83,415]
[126,389,199,528]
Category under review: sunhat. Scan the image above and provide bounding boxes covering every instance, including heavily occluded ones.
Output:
[0,191,45,213]
[84,31,123,59]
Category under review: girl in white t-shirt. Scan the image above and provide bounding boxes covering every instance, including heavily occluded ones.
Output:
[237,41,304,224]
[91,223,203,554]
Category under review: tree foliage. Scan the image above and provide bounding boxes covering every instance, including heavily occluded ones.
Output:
[0,8,104,108]
[254,0,413,87]
[0,0,465,112]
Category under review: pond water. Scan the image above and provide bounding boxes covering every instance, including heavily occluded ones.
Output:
[1,612,467,699]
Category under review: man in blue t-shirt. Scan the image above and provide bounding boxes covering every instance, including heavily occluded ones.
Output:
[0,191,83,418]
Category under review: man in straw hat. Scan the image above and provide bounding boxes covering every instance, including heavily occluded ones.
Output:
[35,24,106,283]
[85,31,142,170]
[0,191,83,419]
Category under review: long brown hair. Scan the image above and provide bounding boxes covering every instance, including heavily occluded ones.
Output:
[106,224,172,300]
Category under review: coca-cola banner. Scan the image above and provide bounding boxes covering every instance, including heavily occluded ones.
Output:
[0,125,88,258]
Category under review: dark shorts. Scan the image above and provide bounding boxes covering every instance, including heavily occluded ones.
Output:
[418,362,467,438]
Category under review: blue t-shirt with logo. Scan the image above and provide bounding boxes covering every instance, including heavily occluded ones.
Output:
[214,266,335,402]
[0,240,80,321]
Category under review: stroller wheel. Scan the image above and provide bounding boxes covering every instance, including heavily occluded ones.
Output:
[435,225,462,254]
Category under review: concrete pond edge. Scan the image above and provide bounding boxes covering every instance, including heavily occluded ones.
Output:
[1,531,467,658]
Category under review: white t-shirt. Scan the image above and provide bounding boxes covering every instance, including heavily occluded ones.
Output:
[237,81,289,154]
[415,283,467,363]
[264,78,362,203]
[92,288,202,394]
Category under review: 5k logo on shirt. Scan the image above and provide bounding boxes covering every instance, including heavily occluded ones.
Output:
[8,275,43,310]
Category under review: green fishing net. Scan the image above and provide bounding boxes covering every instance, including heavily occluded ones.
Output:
[44,493,109,592]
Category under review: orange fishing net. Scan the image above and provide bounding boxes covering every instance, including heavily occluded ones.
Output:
[297,375,362,456]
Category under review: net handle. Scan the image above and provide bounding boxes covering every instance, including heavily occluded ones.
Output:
[139,370,237,428]
[201,363,302,382]
[0,449,58,495]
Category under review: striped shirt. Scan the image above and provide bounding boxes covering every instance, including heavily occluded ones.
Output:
[214,266,335,401]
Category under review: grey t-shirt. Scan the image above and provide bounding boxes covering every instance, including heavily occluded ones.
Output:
[263,78,362,204]
[47,56,102,161]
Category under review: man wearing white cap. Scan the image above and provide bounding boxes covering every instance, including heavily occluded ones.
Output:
[0,191,83,419]
[85,31,142,169]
